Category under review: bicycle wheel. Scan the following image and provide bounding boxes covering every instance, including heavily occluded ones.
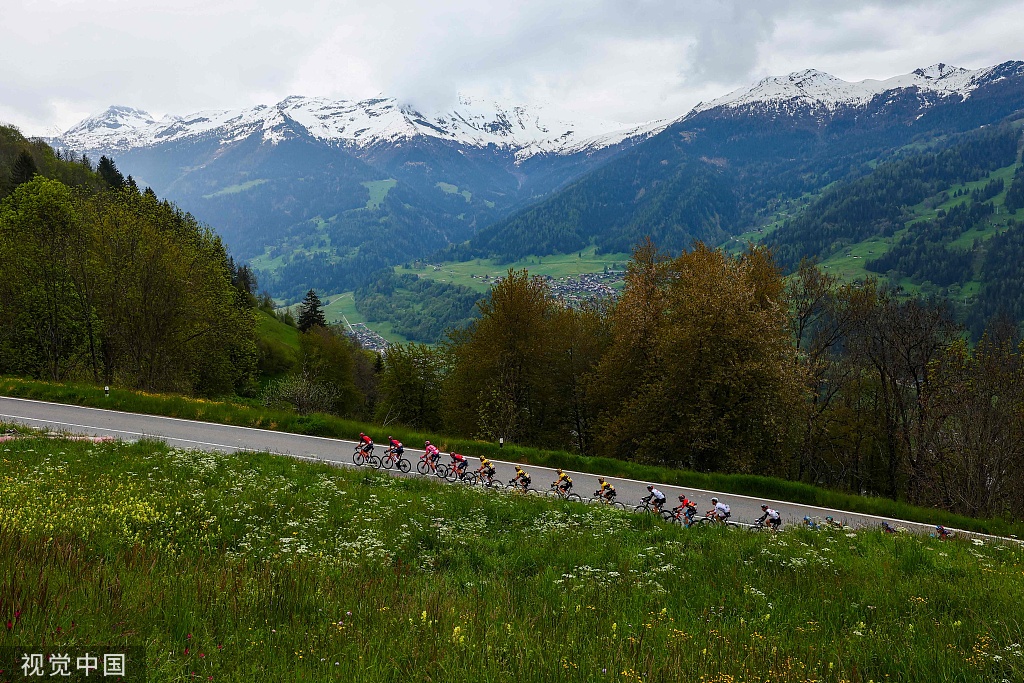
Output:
[416,460,430,475]
[690,517,712,527]
[352,451,366,466]
[380,454,394,470]
[634,504,652,514]
[397,458,411,474]
[725,521,741,529]
[611,501,627,511]
[445,468,459,483]
[566,493,582,503]
[367,455,381,469]
[487,478,503,489]
[436,463,450,479]
[660,510,676,523]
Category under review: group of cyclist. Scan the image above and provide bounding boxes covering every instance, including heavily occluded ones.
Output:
[355,433,792,529]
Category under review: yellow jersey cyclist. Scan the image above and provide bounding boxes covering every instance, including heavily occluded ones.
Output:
[554,468,573,494]
[594,477,616,501]
[477,456,497,484]
[511,465,532,491]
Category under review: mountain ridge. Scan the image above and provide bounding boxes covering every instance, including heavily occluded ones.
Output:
[54,96,671,160]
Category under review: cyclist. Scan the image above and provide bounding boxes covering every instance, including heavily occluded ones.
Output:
[642,485,667,512]
[824,516,843,529]
[449,452,469,479]
[674,495,697,524]
[707,497,731,522]
[511,465,532,491]
[478,456,497,484]
[803,515,819,530]
[594,477,616,501]
[756,504,782,531]
[882,521,897,534]
[935,525,953,540]
[387,435,404,456]
[424,440,440,464]
[554,468,573,494]
[358,432,374,455]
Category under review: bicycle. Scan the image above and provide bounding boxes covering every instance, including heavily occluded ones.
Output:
[506,479,537,495]
[445,461,474,484]
[634,496,667,515]
[380,446,411,473]
[661,504,698,526]
[690,512,741,529]
[352,444,380,469]
[416,452,443,476]
[474,465,502,489]
[589,492,626,510]
[748,518,781,533]
[547,482,582,503]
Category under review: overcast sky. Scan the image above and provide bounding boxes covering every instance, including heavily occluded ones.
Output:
[3,0,1023,135]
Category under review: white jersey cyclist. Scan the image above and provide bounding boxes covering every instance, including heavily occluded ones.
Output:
[711,497,731,520]
[650,488,666,502]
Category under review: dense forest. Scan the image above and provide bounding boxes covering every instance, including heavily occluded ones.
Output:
[354,270,479,343]
[768,125,1021,268]
[0,126,256,394]
[370,245,1024,522]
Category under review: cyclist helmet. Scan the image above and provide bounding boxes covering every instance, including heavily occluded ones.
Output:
[557,468,563,474]
[388,435,393,441]
[425,440,431,446]
[761,504,769,511]
[359,432,365,437]
[647,485,653,491]
[678,494,685,501]
[598,477,605,483]
[711,497,718,503]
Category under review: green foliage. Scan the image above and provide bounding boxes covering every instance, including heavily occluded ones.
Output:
[3,436,1024,682]
[590,242,805,473]
[297,326,363,414]
[296,288,327,332]
[96,155,125,189]
[374,343,444,430]
[443,270,611,449]
[9,149,37,188]
[354,269,480,343]
[770,125,1020,268]
[1005,163,1024,212]
[0,174,257,395]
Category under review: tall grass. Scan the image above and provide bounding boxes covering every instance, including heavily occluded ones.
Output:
[1,435,1022,682]
[3,375,1022,537]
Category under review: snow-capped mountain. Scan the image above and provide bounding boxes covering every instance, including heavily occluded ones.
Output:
[56,95,668,160]
[690,61,1024,116]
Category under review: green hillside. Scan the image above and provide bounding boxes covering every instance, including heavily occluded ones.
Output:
[759,123,1024,333]
[3,434,1022,682]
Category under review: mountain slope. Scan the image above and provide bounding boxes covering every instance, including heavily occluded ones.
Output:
[53,97,667,299]
[471,61,1024,261]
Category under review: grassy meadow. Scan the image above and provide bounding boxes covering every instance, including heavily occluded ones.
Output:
[400,246,631,293]
[1,434,1022,682]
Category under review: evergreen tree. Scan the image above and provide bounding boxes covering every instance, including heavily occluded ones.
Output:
[296,289,327,332]
[97,155,125,189]
[9,150,37,188]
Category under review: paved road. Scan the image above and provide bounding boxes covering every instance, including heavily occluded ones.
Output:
[0,396,1013,542]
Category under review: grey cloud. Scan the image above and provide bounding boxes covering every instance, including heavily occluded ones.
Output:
[2,0,1022,134]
